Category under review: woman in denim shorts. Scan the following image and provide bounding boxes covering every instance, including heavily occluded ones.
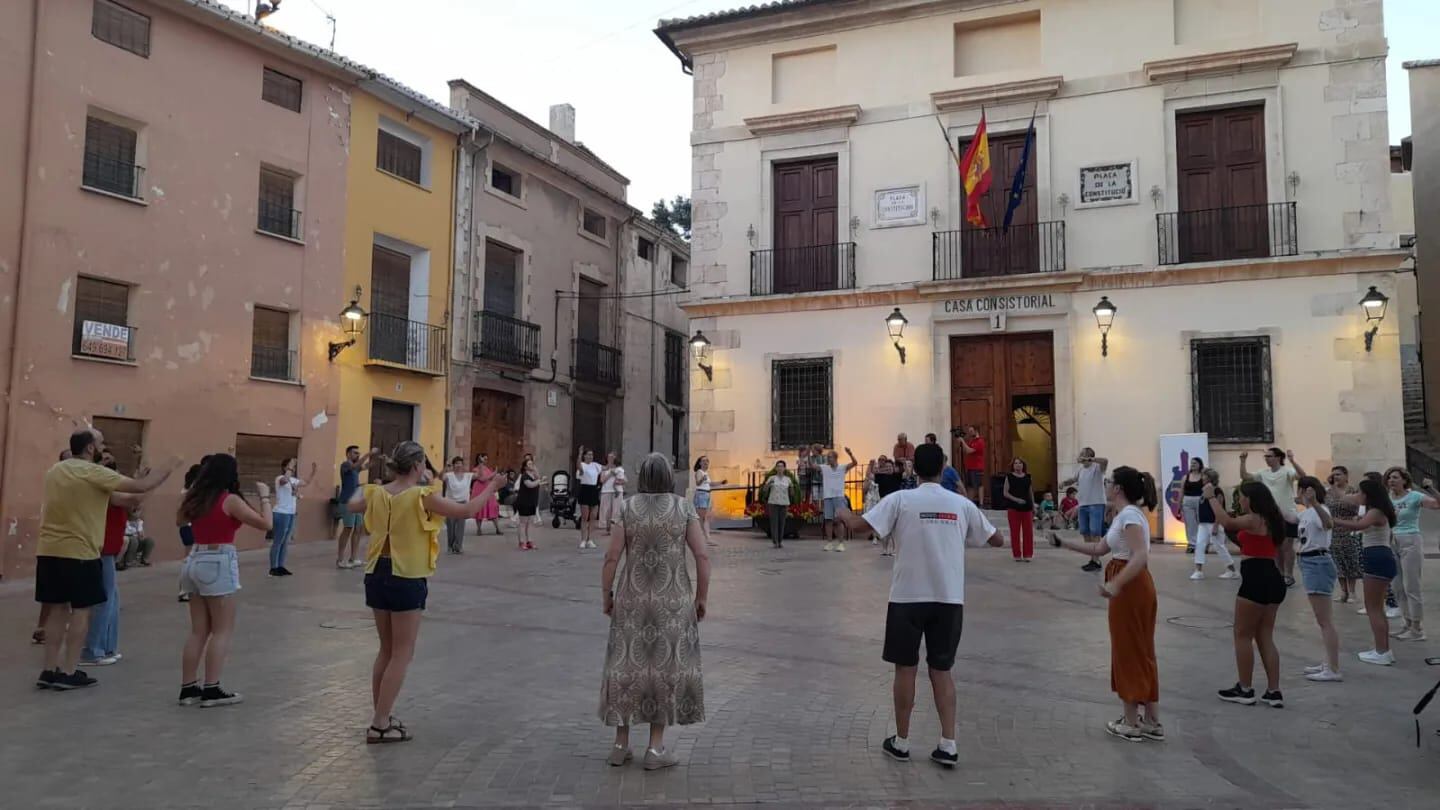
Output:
[1333,477,1399,667]
[1294,477,1342,682]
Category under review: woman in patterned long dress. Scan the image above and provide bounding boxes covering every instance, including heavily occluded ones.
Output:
[599,453,711,770]
[1325,466,1363,603]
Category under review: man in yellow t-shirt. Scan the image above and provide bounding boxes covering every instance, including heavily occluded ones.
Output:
[35,428,177,691]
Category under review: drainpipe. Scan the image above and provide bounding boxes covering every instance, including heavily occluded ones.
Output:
[615,211,639,456]
[649,237,658,455]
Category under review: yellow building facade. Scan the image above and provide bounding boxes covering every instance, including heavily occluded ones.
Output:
[335,84,469,468]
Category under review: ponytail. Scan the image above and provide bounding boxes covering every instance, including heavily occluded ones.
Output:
[1112,465,1158,510]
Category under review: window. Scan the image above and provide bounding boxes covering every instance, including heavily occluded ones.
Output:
[257,168,300,240]
[638,237,656,262]
[484,240,520,317]
[771,358,832,449]
[377,129,422,184]
[83,116,140,198]
[261,68,302,113]
[664,330,685,406]
[92,0,150,58]
[671,256,688,287]
[73,276,134,361]
[91,417,145,475]
[235,433,300,499]
[251,306,294,381]
[1192,336,1273,443]
[490,163,520,198]
[582,208,607,240]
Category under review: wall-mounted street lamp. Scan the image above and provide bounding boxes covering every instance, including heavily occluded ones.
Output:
[1360,285,1388,352]
[886,307,908,364]
[690,330,713,381]
[328,286,368,362]
[1092,296,1117,358]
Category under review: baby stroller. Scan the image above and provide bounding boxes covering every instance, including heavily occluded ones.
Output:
[549,470,581,529]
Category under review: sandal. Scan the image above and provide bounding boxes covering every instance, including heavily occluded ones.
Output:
[366,717,412,744]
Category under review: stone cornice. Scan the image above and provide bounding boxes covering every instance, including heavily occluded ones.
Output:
[744,104,862,136]
[931,75,1064,112]
[1143,43,1299,83]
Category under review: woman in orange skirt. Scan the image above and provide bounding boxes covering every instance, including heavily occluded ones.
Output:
[1051,465,1161,742]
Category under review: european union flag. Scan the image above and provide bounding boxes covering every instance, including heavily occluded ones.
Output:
[1002,109,1038,232]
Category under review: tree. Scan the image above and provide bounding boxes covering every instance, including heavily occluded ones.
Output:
[651,195,691,240]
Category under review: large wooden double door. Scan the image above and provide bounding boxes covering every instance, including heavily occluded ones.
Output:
[772,157,839,293]
[470,388,525,471]
[1176,105,1268,262]
[959,131,1039,278]
[950,332,1055,506]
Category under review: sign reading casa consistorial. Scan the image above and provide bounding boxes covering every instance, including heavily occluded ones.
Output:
[938,293,1066,318]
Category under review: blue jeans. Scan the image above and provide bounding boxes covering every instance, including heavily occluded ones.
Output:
[270,512,296,570]
[1077,504,1106,537]
[81,555,118,659]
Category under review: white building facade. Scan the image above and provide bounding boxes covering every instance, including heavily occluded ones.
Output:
[658,0,1407,518]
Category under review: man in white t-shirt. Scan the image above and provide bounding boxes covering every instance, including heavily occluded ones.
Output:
[1240,447,1306,581]
[821,447,858,552]
[834,443,1003,768]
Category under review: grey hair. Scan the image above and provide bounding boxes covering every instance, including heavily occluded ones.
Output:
[636,452,674,494]
[391,441,427,475]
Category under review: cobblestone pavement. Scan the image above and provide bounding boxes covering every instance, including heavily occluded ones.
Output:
[4,520,1440,809]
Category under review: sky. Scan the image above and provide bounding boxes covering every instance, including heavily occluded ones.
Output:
[219,0,1438,209]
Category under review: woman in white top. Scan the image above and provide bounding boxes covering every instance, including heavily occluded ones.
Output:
[270,457,316,577]
[599,452,627,533]
[442,457,475,555]
[1294,475,1342,681]
[692,456,725,539]
[1051,466,1162,743]
[576,446,604,550]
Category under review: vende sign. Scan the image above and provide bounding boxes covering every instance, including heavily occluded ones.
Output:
[80,320,130,360]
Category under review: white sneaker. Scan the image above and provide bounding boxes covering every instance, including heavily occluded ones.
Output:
[1305,667,1344,682]
[1303,663,1326,675]
[1386,606,1402,619]
[80,655,119,667]
[1218,569,1239,580]
[1357,649,1396,666]
[1396,628,1427,641]
[1391,627,1411,639]
[823,542,835,552]
[349,558,364,568]
[836,543,846,552]
[336,559,350,569]
[1356,606,1368,615]
[1189,571,1205,581]
[589,540,599,549]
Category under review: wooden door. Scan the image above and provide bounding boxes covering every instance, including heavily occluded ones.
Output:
[959,132,1038,277]
[1176,106,1268,262]
[371,244,411,363]
[470,388,525,471]
[572,398,607,460]
[92,416,145,475]
[950,332,1056,506]
[369,400,414,458]
[773,157,838,293]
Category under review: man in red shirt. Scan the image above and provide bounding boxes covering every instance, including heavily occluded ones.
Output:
[80,454,151,667]
[956,426,986,504]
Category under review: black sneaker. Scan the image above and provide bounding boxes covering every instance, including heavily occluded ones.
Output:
[278,567,294,576]
[51,670,97,690]
[1082,560,1102,572]
[35,669,60,689]
[1218,684,1256,705]
[1260,690,1284,708]
[930,747,958,768]
[881,736,910,762]
[267,568,281,577]
[199,685,243,707]
[178,684,203,706]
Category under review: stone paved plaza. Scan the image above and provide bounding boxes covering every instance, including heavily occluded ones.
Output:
[5,521,1440,809]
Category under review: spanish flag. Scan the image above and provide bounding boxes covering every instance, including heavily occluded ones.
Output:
[959,110,993,227]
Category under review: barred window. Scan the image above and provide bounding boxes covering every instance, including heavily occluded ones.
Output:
[262,68,302,113]
[1192,337,1272,443]
[83,116,140,198]
[771,357,832,450]
[664,331,685,406]
[257,168,299,239]
[73,276,133,360]
[490,163,519,197]
[92,0,150,58]
[377,129,422,184]
[250,306,294,381]
[582,208,607,240]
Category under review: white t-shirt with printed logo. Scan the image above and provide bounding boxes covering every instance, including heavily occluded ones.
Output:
[862,483,997,605]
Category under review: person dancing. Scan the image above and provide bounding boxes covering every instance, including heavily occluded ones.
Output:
[1190,469,1238,580]
[576,446,603,549]
[1332,477,1399,665]
[514,457,541,550]
[1051,467,1162,742]
[470,453,504,537]
[1207,480,1287,708]
[1061,448,1109,572]
[347,441,509,742]
[1002,458,1035,561]
[1384,468,1438,642]
[1295,476,1343,682]
[693,456,725,539]
[1325,466,1364,603]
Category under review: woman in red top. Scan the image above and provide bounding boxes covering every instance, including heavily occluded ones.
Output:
[175,454,273,708]
[1204,480,1288,708]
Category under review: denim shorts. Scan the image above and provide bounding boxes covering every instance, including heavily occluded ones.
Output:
[341,511,363,528]
[694,490,712,510]
[1077,504,1106,537]
[822,496,847,520]
[1362,545,1397,580]
[1299,553,1336,595]
[364,557,428,612]
[178,546,241,598]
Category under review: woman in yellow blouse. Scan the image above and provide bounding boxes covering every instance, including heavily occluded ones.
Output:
[346,441,509,743]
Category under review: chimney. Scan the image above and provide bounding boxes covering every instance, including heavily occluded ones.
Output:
[549,103,576,143]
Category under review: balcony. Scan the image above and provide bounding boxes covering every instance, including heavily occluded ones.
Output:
[474,310,540,369]
[750,242,856,296]
[73,319,137,362]
[257,200,303,241]
[1157,202,1297,265]
[367,312,447,375]
[572,338,622,389]
[250,345,297,382]
[933,221,1066,281]
[82,152,144,199]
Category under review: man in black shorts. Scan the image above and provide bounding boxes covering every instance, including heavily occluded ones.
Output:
[34,428,175,690]
[834,443,1002,767]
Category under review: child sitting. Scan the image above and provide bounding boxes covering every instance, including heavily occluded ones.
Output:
[1034,491,1061,530]
[1059,486,1080,529]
